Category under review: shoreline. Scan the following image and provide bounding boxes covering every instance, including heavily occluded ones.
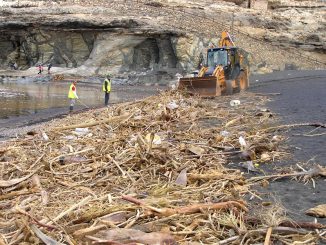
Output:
[1,70,325,141]
[0,105,95,141]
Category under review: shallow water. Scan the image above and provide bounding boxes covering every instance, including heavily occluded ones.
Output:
[1,81,104,119]
[0,80,161,119]
[0,78,163,139]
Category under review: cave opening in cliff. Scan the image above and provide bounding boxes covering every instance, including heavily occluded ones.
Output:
[131,37,177,71]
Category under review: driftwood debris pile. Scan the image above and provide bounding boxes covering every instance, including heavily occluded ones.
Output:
[0,90,325,244]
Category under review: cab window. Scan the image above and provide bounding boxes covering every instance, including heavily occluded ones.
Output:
[207,50,228,67]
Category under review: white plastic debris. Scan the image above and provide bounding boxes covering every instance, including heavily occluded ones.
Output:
[128,134,138,144]
[75,128,89,133]
[166,101,179,110]
[175,168,187,186]
[74,128,89,136]
[242,161,257,172]
[272,135,280,141]
[259,108,270,112]
[230,100,241,107]
[220,130,230,137]
[175,73,183,79]
[134,115,143,120]
[239,136,247,149]
[62,135,77,140]
[41,131,49,141]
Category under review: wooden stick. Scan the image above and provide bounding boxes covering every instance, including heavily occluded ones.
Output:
[0,235,6,245]
[73,225,107,238]
[28,153,45,170]
[188,172,243,181]
[280,220,326,229]
[219,235,240,244]
[0,166,42,188]
[106,154,126,177]
[49,196,92,224]
[122,195,248,216]
[85,235,125,245]
[0,188,37,201]
[50,148,95,163]
[262,122,326,132]
[52,114,130,131]
[71,205,133,225]
[249,166,326,182]
[225,117,242,128]
[14,207,57,230]
[31,224,64,245]
[264,227,272,245]
[122,195,162,214]
[245,216,326,229]
[170,201,248,215]
[253,226,309,235]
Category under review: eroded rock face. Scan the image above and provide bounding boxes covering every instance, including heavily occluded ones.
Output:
[0,30,94,68]
[0,1,217,79]
[0,27,214,79]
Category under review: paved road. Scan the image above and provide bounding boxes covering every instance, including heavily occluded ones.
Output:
[250,70,326,225]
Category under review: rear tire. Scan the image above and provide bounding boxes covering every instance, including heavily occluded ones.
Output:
[237,70,249,91]
[226,80,233,95]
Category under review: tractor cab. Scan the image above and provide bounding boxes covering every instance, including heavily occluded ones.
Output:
[206,47,241,80]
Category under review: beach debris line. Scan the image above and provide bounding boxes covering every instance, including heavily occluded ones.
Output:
[0,90,325,244]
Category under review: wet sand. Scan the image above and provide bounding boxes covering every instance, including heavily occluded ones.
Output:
[249,70,326,226]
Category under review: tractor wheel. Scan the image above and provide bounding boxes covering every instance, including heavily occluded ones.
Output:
[225,80,233,95]
[237,70,249,91]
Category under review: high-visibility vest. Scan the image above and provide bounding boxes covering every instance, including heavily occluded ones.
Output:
[102,79,111,92]
[68,84,77,99]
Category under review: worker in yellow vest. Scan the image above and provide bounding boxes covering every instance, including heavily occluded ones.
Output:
[103,74,111,106]
[68,80,78,112]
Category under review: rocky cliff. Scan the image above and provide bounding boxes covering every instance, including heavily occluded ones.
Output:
[0,0,325,81]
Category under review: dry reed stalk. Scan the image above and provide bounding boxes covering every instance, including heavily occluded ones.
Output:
[264,227,273,245]
[0,166,42,188]
[52,114,131,131]
[122,195,248,216]
[0,90,322,244]
[0,188,37,201]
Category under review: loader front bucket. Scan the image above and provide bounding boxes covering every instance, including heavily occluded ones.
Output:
[178,76,221,97]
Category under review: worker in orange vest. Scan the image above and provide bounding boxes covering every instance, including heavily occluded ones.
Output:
[68,81,78,112]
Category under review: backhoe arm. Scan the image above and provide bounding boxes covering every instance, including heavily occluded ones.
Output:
[218,31,235,47]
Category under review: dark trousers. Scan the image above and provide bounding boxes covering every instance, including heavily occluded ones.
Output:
[69,99,76,112]
[104,92,110,106]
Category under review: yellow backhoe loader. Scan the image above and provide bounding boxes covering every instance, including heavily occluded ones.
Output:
[178,31,250,96]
